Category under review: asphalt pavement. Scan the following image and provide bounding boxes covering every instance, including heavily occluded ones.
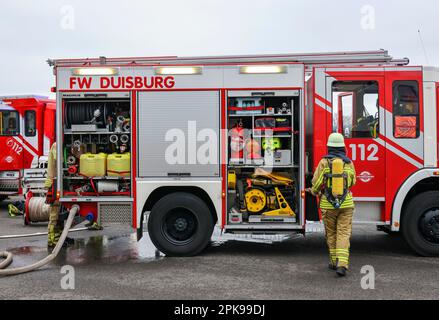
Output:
[1,197,439,300]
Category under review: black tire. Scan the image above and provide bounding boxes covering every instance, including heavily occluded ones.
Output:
[402,191,439,256]
[147,192,214,257]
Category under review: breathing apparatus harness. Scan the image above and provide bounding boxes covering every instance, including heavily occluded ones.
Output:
[323,158,349,209]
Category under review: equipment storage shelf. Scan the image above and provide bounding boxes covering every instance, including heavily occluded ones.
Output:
[63,176,131,179]
[64,131,131,135]
[228,165,299,169]
[226,92,301,229]
[61,98,132,199]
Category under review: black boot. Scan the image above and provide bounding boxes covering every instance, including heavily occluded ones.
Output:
[54,237,75,248]
[336,267,347,277]
[328,264,336,270]
[47,237,74,251]
[86,222,103,231]
[63,237,75,246]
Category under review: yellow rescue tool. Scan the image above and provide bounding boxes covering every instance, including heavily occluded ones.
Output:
[243,168,296,217]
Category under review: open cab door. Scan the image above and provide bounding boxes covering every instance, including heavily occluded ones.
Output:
[313,67,386,223]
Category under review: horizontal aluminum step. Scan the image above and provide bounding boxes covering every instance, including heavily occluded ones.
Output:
[224,223,303,231]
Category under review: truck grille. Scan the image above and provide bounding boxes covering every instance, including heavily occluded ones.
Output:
[98,202,132,225]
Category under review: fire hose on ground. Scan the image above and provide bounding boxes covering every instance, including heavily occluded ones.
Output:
[0,227,88,240]
[0,205,80,276]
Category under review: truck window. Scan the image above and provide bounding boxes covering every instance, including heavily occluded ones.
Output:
[0,110,19,136]
[25,110,36,137]
[332,81,379,139]
[393,80,419,139]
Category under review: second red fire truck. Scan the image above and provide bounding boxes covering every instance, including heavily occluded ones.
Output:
[0,96,56,202]
[45,50,439,257]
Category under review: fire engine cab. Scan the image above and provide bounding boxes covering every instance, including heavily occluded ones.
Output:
[47,50,439,257]
[0,96,56,201]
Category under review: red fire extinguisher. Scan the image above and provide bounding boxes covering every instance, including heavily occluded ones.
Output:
[230,121,245,163]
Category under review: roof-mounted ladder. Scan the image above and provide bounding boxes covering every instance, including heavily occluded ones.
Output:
[48,49,409,69]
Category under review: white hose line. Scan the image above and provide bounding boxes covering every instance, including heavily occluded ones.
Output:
[0,252,12,270]
[0,227,89,240]
[0,205,79,276]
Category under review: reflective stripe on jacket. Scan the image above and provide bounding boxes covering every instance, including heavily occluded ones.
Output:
[311,158,356,209]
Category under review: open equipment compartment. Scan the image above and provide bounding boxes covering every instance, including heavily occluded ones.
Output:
[61,95,132,199]
[226,90,301,227]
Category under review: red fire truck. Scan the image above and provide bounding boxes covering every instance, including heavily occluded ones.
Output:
[47,50,439,257]
[0,96,56,201]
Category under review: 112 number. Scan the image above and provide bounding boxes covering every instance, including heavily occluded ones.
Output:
[349,144,379,161]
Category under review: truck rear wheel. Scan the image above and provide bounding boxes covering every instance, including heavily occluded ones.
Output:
[402,191,439,256]
[147,192,214,256]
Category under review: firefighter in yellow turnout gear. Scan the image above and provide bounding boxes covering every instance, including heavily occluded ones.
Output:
[45,143,102,248]
[308,133,356,277]
[45,143,78,249]
[45,142,66,248]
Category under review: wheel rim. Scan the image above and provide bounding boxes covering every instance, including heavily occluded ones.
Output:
[161,208,198,246]
[419,208,439,244]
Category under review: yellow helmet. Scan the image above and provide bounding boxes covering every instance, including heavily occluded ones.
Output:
[327,133,345,148]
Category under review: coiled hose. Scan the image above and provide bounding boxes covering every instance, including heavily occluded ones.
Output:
[27,197,51,223]
[65,102,106,129]
[0,205,79,277]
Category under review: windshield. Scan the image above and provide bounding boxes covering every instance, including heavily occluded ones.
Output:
[0,110,20,136]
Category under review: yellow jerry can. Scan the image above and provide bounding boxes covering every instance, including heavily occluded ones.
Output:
[107,153,131,177]
[79,153,108,177]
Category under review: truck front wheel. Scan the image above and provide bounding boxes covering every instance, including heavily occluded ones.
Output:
[147,192,214,256]
[402,191,439,256]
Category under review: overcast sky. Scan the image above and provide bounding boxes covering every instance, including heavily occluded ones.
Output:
[1,0,438,97]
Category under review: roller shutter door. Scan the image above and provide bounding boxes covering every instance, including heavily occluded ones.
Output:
[137,91,220,177]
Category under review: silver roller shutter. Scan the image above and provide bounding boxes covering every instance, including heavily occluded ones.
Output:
[137,91,220,177]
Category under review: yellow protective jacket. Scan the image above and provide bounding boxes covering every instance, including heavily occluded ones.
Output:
[311,158,356,209]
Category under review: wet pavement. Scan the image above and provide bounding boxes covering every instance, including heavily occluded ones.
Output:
[1,198,439,300]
